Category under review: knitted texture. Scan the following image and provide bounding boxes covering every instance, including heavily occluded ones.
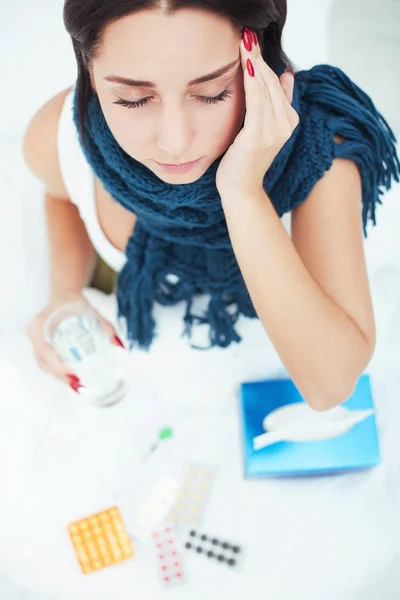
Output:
[74,64,400,350]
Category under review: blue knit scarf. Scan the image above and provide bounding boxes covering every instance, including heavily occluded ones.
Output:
[74,64,400,350]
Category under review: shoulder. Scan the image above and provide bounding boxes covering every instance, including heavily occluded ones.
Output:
[23,87,73,199]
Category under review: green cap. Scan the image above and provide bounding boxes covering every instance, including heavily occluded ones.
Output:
[159,427,173,441]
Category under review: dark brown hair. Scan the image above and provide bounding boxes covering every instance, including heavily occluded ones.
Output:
[63,0,291,132]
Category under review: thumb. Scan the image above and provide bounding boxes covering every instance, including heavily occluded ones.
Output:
[97,315,126,349]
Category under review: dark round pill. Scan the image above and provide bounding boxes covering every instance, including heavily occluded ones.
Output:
[196,546,203,554]
[190,530,196,537]
[212,538,219,546]
[228,559,236,567]
[201,535,208,542]
[217,554,224,562]
[222,542,229,550]
[185,542,192,549]
[232,546,241,554]
[207,551,214,558]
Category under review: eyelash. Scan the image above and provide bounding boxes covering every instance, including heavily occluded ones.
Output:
[113,89,233,110]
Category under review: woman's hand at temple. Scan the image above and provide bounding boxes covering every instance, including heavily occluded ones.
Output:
[216,28,299,200]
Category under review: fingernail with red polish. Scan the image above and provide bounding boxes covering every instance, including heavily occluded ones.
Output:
[247,59,255,77]
[285,65,295,75]
[67,373,80,384]
[243,29,253,52]
[69,379,84,393]
[114,335,125,349]
[252,31,258,46]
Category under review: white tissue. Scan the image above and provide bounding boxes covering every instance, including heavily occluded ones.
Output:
[253,404,375,450]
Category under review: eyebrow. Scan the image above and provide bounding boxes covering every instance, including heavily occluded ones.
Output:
[104,59,240,88]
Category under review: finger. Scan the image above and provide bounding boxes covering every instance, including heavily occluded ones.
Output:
[240,34,274,113]
[36,355,67,382]
[240,38,274,138]
[256,58,299,133]
[258,64,290,124]
[243,31,297,128]
[37,342,75,381]
[35,354,53,375]
[250,40,294,124]
[96,315,125,348]
[36,352,85,393]
[279,72,300,130]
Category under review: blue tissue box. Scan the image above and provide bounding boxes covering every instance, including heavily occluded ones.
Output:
[239,375,381,478]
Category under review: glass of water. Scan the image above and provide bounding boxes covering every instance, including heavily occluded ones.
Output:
[44,301,126,406]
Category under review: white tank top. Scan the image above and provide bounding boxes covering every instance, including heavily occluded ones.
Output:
[57,89,126,274]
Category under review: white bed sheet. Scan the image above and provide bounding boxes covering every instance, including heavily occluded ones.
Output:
[0,288,400,600]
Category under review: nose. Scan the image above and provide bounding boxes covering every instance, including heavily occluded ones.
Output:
[156,100,193,160]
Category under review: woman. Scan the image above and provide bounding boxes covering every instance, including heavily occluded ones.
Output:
[24,0,399,410]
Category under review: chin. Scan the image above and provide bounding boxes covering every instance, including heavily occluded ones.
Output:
[159,172,205,185]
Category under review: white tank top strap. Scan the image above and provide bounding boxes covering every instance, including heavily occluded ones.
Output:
[57,88,126,274]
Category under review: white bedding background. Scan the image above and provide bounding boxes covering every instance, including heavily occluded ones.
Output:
[0,1,400,599]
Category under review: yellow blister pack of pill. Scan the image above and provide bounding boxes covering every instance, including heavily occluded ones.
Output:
[68,506,135,574]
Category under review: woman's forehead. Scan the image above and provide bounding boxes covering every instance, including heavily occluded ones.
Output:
[97,8,240,76]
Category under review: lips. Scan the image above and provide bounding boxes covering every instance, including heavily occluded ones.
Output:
[156,158,202,174]
[158,159,199,167]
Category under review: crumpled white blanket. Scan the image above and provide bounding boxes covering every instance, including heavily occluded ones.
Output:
[0,280,400,600]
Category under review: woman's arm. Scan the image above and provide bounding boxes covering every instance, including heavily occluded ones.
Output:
[23,89,96,300]
[221,157,375,412]
[45,194,97,300]
[23,90,122,385]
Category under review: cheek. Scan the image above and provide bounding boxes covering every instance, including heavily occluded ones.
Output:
[206,90,246,151]
[98,100,150,157]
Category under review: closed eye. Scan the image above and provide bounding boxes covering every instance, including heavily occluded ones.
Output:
[196,89,233,105]
[113,88,234,109]
[114,97,151,109]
